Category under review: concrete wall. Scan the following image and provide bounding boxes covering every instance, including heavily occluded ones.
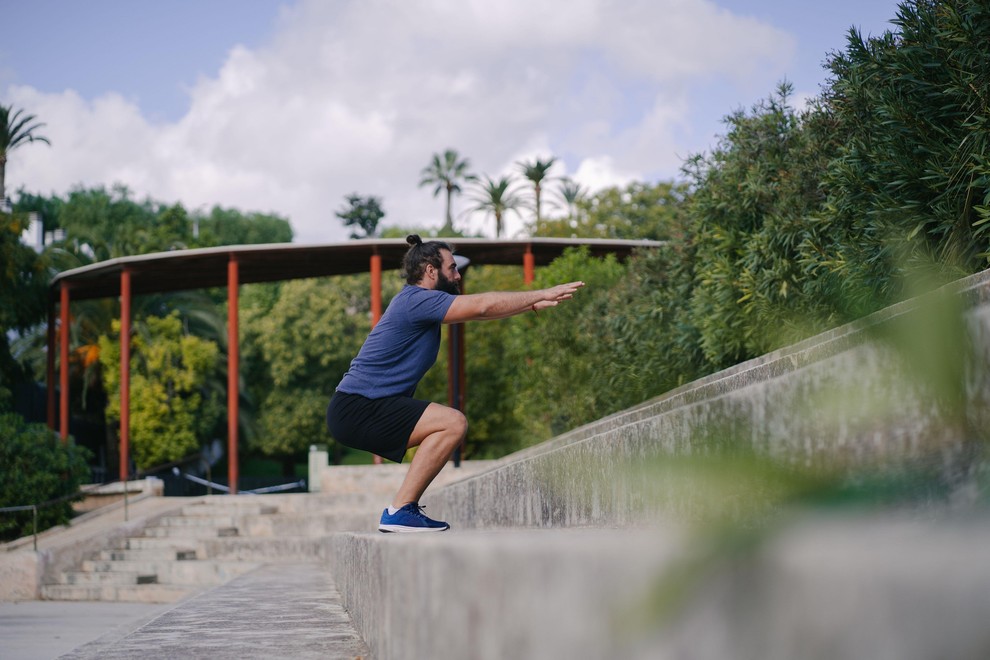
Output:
[424,269,990,528]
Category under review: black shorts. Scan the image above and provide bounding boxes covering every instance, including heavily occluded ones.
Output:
[325,391,431,463]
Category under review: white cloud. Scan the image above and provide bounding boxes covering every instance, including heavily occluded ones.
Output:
[4,0,795,243]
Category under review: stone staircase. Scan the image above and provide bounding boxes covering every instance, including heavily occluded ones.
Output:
[33,463,485,603]
[40,500,276,603]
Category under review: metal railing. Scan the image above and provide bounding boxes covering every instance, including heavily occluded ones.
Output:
[170,467,306,495]
[0,481,116,551]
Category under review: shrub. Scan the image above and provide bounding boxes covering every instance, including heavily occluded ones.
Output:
[0,413,92,542]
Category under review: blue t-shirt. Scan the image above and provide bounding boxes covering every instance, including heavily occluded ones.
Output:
[336,285,456,398]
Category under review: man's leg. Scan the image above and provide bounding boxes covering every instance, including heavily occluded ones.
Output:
[392,402,466,508]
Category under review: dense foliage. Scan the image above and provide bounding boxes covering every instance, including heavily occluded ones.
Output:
[99,313,222,470]
[0,413,91,541]
[1,211,49,407]
[819,0,990,305]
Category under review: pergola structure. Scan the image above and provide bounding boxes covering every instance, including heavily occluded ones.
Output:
[47,237,661,492]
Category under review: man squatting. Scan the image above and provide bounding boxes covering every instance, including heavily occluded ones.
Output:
[326,234,584,532]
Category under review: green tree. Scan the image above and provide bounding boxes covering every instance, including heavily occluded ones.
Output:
[0,105,50,204]
[517,156,557,226]
[508,246,628,438]
[244,276,375,470]
[419,149,475,234]
[335,194,385,239]
[0,413,91,542]
[683,83,840,367]
[531,181,688,240]
[0,211,49,407]
[820,0,990,303]
[467,175,524,238]
[195,206,293,246]
[53,185,160,260]
[550,177,587,221]
[99,312,222,471]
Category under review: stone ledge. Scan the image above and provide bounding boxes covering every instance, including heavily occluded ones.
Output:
[329,514,990,660]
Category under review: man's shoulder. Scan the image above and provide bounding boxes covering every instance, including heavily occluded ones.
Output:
[392,285,453,321]
[397,285,452,305]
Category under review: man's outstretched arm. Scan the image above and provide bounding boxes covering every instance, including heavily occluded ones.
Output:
[443,281,585,323]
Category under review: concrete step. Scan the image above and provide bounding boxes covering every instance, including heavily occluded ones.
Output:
[80,559,259,585]
[117,536,201,551]
[60,570,157,586]
[238,512,376,537]
[41,583,197,603]
[97,547,198,561]
[331,527,677,660]
[196,536,328,562]
[158,514,243,527]
[330,515,990,660]
[180,502,278,516]
[142,525,239,538]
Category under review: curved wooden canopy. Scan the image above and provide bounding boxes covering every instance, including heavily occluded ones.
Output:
[48,236,663,490]
[49,237,663,301]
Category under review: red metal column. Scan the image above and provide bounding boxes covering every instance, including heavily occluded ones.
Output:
[523,245,535,285]
[370,253,382,328]
[227,256,240,494]
[59,283,70,442]
[371,253,383,464]
[447,276,467,465]
[46,304,56,430]
[119,269,132,482]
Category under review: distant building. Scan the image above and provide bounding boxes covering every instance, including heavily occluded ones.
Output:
[17,211,63,252]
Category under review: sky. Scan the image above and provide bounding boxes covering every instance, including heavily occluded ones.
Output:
[1,0,903,243]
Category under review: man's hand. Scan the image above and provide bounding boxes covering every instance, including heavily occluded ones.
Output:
[534,281,585,310]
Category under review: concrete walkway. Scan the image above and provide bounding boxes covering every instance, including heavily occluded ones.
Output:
[0,599,172,660]
[2,563,370,660]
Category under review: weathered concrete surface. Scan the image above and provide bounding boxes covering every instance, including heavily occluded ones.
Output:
[61,563,370,660]
[330,515,990,660]
[425,269,990,529]
[656,514,990,660]
[330,528,682,660]
[317,460,497,496]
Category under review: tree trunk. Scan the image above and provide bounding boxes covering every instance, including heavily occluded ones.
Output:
[444,184,454,233]
[534,183,542,225]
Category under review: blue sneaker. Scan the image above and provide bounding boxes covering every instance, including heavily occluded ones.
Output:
[379,503,450,533]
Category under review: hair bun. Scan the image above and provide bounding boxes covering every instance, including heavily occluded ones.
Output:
[406,234,423,246]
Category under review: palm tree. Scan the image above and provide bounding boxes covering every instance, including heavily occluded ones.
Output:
[517,156,557,226]
[419,149,475,234]
[0,104,51,205]
[467,175,525,238]
[552,177,588,221]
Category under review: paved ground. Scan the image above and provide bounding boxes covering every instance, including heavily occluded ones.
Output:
[1,563,370,660]
[0,599,172,660]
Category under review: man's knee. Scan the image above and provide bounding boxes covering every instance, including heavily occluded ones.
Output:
[446,408,468,440]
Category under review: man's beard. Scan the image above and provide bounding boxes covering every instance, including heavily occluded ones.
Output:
[437,270,461,295]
